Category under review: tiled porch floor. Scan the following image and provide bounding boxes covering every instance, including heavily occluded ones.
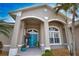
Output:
[17,48,42,56]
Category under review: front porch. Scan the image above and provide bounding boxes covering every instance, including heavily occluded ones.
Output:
[9,16,71,56]
[9,16,51,56]
[17,48,42,56]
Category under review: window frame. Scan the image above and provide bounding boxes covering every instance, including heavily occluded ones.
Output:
[49,26,62,45]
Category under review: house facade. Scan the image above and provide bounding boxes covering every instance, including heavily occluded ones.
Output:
[0,4,79,56]
[8,4,72,56]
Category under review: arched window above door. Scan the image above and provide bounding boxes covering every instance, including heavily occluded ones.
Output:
[27,29,38,34]
[49,27,58,31]
[49,26,61,45]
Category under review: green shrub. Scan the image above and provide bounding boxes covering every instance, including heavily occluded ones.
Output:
[42,50,53,56]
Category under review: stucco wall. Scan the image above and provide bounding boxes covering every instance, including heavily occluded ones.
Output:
[16,5,67,49]
[21,6,66,23]
[75,26,79,50]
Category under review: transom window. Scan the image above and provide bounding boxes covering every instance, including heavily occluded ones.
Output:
[49,27,61,45]
[27,29,38,33]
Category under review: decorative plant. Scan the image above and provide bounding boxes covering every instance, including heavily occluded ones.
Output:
[21,44,27,52]
[0,20,11,38]
[20,35,27,52]
[42,50,53,56]
[21,44,26,48]
[36,41,40,47]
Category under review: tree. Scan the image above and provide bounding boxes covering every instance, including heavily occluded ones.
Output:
[54,3,79,56]
[0,20,11,38]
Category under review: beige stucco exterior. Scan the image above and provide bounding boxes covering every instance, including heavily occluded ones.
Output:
[49,21,67,49]
[8,4,69,56]
[75,25,79,50]
[0,4,79,56]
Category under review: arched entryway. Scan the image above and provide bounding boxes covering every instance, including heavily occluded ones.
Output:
[18,17,45,49]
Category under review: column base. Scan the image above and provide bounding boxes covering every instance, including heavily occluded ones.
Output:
[40,44,45,51]
[9,48,18,56]
[44,47,51,50]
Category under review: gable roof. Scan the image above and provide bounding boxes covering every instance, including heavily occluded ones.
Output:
[9,4,71,22]
[10,4,50,13]
[9,4,50,19]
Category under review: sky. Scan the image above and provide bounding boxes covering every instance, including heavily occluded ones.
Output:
[0,3,35,23]
[0,3,79,23]
[0,3,56,23]
[0,3,58,23]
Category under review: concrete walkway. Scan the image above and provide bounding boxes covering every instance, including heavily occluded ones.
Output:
[17,48,42,56]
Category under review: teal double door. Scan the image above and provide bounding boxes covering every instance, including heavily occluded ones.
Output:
[29,33,38,48]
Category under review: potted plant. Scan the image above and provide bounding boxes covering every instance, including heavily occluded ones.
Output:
[20,44,27,52]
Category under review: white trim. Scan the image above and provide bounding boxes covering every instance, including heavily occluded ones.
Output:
[3,44,23,47]
[49,26,62,45]
[3,45,10,47]
[18,44,23,47]
[16,11,22,17]
[50,43,61,45]
[21,16,45,22]
[48,19,66,24]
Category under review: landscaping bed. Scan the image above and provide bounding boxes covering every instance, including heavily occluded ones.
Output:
[42,48,70,56]
[0,51,8,56]
[52,48,70,56]
[76,50,79,56]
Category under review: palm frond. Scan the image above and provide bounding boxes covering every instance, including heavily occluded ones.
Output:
[0,20,11,37]
[0,30,9,38]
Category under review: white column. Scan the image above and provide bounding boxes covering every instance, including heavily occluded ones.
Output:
[64,24,72,53]
[18,21,24,47]
[44,20,50,50]
[40,22,45,50]
[9,12,22,56]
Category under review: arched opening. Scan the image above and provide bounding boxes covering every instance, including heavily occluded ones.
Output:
[48,20,67,49]
[49,26,61,45]
[19,17,44,48]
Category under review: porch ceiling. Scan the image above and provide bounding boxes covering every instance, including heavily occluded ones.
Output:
[23,18,43,29]
[23,18,42,24]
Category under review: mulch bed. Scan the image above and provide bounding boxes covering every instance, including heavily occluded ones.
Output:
[0,51,8,56]
[76,50,79,56]
[52,48,70,56]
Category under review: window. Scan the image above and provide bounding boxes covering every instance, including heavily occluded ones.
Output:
[49,27,61,45]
